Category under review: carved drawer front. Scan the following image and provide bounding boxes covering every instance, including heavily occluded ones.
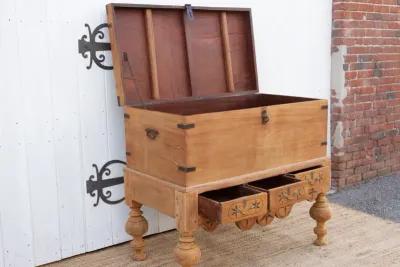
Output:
[287,165,330,200]
[247,176,306,219]
[198,185,267,225]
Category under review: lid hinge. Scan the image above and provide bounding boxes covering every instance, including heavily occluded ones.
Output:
[178,165,196,173]
[185,4,194,20]
[177,123,195,129]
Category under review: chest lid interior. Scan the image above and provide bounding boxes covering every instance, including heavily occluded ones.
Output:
[106,4,258,106]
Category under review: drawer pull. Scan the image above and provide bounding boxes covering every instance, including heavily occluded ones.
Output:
[145,128,159,140]
[261,109,269,124]
[177,165,196,173]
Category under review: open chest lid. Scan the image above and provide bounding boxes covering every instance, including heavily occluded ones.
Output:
[106,3,258,106]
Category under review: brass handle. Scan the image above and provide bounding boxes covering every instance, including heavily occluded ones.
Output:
[261,109,269,124]
[145,128,159,140]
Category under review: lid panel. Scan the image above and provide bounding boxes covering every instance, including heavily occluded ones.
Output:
[115,7,152,104]
[228,12,256,90]
[107,4,258,106]
[187,11,227,96]
[153,9,191,99]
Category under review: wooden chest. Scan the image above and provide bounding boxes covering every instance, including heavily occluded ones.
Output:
[107,4,332,267]
[107,4,328,187]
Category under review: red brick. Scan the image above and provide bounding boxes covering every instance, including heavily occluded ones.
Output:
[377,167,392,176]
[353,151,367,160]
[387,114,400,122]
[378,137,392,145]
[371,161,385,170]
[346,174,363,185]
[363,170,378,179]
[332,162,347,171]
[391,164,400,171]
[355,165,371,174]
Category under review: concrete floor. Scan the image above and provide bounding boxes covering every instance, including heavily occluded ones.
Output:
[47,175,400,267]
[330,175,400,223]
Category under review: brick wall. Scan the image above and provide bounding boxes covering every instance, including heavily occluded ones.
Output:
[331,0,400,188]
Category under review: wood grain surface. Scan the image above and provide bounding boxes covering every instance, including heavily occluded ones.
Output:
[124,95,327,187]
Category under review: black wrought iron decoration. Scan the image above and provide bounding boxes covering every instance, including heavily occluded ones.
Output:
[78,23,113,70]
[86,160,126,206]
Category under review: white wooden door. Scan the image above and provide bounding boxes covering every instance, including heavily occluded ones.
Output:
[0,0,177,266]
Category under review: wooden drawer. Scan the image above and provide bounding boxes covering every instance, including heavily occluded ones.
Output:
[287,165,330,200]
[247,176,306,219]
[198,185,267,224]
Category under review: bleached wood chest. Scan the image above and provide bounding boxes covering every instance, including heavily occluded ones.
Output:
[107,3,332,266]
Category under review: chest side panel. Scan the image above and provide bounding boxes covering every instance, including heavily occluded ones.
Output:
[124,107,188,185]
[184,100,328,186]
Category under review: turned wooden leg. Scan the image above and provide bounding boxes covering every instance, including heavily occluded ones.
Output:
[309,193,332,246]
[174,191,201,267]
[125,201,148,261]
[174,231,201,267]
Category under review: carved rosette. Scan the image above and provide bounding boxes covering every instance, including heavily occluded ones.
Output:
[270,184,306,219]
[304,170,324,186]
[228,198,264,221]
[297,169,329,201]
[277,186,306,204]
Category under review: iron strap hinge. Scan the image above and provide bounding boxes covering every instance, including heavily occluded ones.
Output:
[185,4,194,20]
[178,166,197,173]
[177,123,195,129]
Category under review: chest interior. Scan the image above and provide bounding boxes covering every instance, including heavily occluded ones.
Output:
[134,93,317,115]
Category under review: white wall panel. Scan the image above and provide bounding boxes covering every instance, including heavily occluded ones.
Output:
[45,16,86,261]
[76,46,113,254]
[15,0,62,263]
[0,218,4,267]
[252,0,332,100]
[0,2,35,266]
